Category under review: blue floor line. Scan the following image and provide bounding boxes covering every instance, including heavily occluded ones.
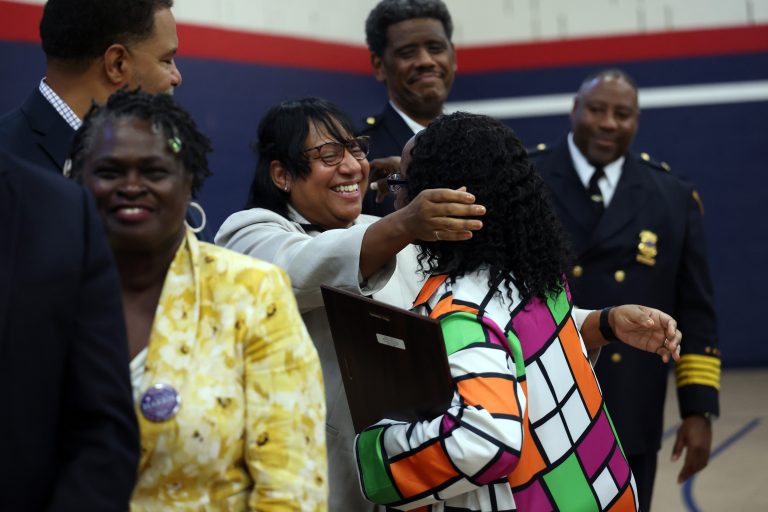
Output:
[681,417,762,512]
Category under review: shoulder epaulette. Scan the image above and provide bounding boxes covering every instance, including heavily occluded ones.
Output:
[359,114,381,133]
[692,189,705,215]
[527,142,551,157]
[637,151,671,172]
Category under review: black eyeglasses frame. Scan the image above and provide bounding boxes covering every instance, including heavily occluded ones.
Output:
[303,136,370,166]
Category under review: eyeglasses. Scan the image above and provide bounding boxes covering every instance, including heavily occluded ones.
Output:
[303,136,370,166]
[386,173,408,192]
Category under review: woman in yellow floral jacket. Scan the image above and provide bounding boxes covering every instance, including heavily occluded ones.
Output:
[70,89,327,511]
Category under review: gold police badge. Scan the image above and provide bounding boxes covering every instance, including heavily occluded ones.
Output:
[636,230,658,266]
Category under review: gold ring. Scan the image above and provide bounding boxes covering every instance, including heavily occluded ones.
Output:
[434,231,440,241]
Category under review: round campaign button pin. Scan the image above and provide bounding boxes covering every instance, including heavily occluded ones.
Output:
[140,383,181,422]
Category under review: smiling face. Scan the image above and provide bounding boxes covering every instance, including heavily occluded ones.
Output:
[125,8,183,94]
[571,75,639,166]
[373,17,456,124]
[80,116,192,253]
[288,121,370,229]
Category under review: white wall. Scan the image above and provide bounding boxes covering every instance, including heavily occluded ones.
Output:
[169,0,768,45]
[10,0,768,45]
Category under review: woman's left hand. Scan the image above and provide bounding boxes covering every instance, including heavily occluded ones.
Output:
[610,305,682,362]
[368,156,400,204]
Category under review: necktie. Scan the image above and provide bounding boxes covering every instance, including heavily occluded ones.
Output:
[587,166,605,213]
[585,166,605,232]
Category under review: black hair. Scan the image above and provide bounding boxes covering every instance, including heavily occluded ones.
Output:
[580,68,638,93]
[245,97,358,218]
[406,112,571,304]
[40,0,173,62]
[70,88,212,197]
[365,0,453,56]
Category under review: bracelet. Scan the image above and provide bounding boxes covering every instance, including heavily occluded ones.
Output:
[599,307,621,343]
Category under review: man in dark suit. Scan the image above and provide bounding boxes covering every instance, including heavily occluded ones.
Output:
[360,0,457,216]
[0,150,139,511]
[531,68,720,511]
[0,0,182,174]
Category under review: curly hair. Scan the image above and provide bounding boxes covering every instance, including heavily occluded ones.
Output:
[245,97,358,217]
[69,88,212,197]
[365,0,453,56]
[40,0,173,63]
[406,112,571,304]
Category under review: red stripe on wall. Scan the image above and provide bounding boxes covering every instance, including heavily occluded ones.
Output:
[457,25,768,73]
[2,0,767,74]
[0,1,43,43]
[176,24,371,73]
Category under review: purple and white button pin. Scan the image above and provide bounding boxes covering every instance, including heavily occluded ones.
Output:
[140,383,181,422]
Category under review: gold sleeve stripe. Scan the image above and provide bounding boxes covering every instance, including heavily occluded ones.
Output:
[676,376,721,389]
[675,368,720,377]
[676,370,720,382]
[676,354,721,368]
[676,362,721,373]
[676,354,721,389]
[677,354,721,365]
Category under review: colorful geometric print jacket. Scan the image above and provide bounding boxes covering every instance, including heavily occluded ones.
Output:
[355,271,638,511]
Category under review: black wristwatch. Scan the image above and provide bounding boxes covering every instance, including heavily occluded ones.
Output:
[599,307,621,343]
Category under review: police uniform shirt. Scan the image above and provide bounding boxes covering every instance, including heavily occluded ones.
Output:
[567,132,624,207]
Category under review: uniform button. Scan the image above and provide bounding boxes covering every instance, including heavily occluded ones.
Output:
[641,152,650,161]
[611,353,622,363]
[366,116,376,125]
[705,346,712,354]
[572,265,583,277]
[614,270,626,283]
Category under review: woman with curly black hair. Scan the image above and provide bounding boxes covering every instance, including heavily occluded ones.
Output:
[355,112,681,511]
[402,111,570,305]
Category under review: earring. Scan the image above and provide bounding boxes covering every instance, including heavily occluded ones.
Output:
[284,183,289,192]
[185,201,207,234]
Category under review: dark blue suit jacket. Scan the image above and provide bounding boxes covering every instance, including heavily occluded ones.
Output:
[0,88,75,174]
[358,102,414,217]
[0,151,139,511]
[532,140,720,456]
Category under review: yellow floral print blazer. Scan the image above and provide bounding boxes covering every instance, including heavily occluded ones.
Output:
[130,230,327,511]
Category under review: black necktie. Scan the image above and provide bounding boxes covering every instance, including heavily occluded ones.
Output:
[587,166,605,213]
[586,166,605,231]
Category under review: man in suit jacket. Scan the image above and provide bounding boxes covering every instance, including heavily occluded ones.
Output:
[360,0,457,216]
[0,0,183,174]
[531,69,720,512]
[0,150,139,511]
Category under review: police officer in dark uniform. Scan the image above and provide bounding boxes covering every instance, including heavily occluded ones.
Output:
[531,68,721,512]
[358,0,457,217]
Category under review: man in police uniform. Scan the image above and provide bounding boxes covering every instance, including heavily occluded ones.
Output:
[531,68,720,511]
[359,0,457,216]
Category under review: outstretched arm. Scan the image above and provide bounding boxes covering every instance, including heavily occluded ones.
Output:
[580,305,682,362]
